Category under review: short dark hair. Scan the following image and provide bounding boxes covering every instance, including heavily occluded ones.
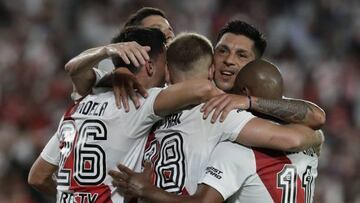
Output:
[124,7,167,28]
[167,33,213,72]
[217,20,267,58]
[111,27,166,73]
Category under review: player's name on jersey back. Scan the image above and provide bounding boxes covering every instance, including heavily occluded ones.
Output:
[75,100,109,117]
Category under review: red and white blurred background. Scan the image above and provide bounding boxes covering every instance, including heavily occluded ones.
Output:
[0,0,359,202]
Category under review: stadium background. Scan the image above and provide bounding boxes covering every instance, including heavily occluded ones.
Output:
[0,0,359,202]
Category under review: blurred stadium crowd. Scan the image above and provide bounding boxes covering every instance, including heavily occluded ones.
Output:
[0,0,359,202]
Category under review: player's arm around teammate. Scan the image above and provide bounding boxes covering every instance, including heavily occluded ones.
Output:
[110,162,222,203]
[65,7,175,108]
[65,41,150,102]
[201,94,325,130]
[28,156,57,195]
[154,79,222,117]
[234,116,324,152]
[199,95,323,152]
[28,130,61,195]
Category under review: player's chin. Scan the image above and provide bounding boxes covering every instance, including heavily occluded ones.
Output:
[215,80,233,91]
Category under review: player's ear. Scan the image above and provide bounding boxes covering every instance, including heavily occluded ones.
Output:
[145,60,154,76]
[208,63,215,81]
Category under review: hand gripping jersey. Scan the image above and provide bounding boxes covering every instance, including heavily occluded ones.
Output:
[201,141,319,203]
[40,88,163,203]
[143,105,255,195]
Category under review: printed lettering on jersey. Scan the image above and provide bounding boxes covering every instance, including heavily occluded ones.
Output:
[59,191,98,203]
[205,166,223,180]
[75,100,108,116]
[58,187,113,203]
[155,112,182,130]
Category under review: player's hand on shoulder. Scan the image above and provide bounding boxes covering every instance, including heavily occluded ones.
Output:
[112,68,148,112]
[201,94,250,123]
[105,41,150,67]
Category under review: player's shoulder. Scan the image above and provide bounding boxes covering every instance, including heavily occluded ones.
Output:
[137,87,164,106]
[214,110,255,127]
[215,109,255,132]
[211,142,256,173]
[213,142,254,162]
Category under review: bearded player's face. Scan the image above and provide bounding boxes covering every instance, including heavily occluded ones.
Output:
[213,33,256,91]
[141,15,175,45]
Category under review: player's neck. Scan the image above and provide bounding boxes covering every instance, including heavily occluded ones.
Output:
[170,72,208,84]
[135,74,155,89]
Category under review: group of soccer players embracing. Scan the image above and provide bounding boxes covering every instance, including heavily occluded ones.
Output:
[28,7,325,203]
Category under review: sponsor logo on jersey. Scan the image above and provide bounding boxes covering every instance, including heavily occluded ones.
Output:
[205,166,223,179]
[59,191,98,203]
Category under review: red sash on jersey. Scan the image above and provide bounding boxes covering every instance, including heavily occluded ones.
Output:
[253,148,305,203]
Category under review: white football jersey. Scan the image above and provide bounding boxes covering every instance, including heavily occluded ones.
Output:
[142,105,255,195]
[201,141,319,203]
[41,88,163,203]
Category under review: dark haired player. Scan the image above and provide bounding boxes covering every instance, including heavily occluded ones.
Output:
[201,59,322,203]
[65,7,174,104]
[124,7,174,42]
[203,20,324,129]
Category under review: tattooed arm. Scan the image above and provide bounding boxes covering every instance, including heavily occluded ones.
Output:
[250,96,326,130]
[202,94,325,130]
